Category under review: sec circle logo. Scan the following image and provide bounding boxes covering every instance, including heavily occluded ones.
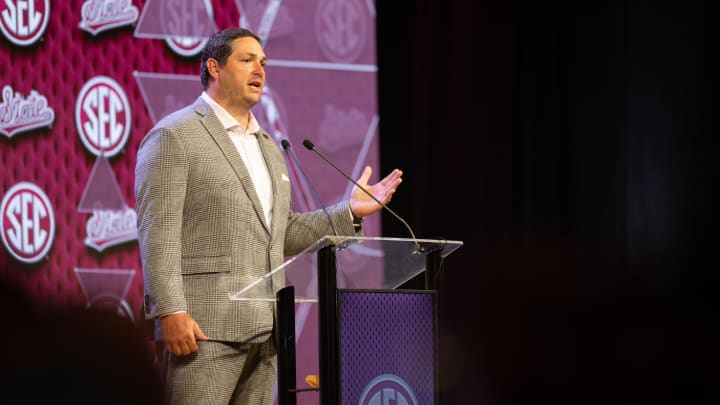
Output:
[314,0,368,63]
[165,36,208,58]
[358,374,419,405]
[1,182,55,264]
[163,0,213,57]
[0,0,50,47]
[75,76,131,158]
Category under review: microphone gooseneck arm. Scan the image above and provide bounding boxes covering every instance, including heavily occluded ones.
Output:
[302,139,422,252]
[281,139,338,237]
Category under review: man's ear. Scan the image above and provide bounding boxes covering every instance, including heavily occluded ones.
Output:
[206,59,220,80]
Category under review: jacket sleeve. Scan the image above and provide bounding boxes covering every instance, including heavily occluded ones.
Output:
[135,126,189,318]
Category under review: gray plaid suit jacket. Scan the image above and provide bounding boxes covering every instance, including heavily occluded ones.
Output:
[135,96,358,343]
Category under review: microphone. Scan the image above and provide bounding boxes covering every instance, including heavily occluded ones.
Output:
[281,139,338,237]
[301,139,423,253]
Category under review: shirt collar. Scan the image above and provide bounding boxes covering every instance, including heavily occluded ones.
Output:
[201,91,260,135]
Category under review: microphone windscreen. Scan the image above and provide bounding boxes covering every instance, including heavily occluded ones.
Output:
[302,139,315,150]
[281,139,291,150]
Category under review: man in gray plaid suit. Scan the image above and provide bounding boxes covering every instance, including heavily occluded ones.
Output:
[134,28,403,404]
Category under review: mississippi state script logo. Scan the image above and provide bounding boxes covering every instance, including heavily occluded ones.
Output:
[358,374,419,405]
[0,84,55,138]
[0,0,50,46]
[75,76,131,158]
[78,0,139,36]
[1,182,55,264]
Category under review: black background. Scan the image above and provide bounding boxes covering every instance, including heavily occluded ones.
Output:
[377,1,716,403]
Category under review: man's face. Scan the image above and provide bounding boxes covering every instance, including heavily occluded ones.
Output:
[216,36,267,110]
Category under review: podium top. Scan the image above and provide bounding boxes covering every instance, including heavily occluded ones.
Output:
[229,236,463,302]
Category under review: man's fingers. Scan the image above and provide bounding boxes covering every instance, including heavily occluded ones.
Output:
[194,323,209,342]
[380,169,403,187]
[358,166,372,185]
[167,341,186,356]
[187,339,198,354]
[161,313,208,355]
[167,337,197,356]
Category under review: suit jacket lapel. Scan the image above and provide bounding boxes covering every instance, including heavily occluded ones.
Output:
[256,130,281,239]
[194,98,271,235]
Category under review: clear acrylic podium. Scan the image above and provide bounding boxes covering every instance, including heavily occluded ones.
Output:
[229,236,463,405]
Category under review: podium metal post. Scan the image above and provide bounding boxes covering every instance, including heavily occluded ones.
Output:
[276,286,297,405]
[424,245,443,290]
[318,245,340,405]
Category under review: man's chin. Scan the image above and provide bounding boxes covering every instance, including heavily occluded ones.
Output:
[243,95,260,108]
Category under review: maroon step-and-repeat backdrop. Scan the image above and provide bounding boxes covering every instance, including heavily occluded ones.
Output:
[1,1,380,402]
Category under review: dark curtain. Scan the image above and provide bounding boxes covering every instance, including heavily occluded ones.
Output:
[378,1,715,404]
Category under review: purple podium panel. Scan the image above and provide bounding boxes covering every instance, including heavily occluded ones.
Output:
[339,290,436,405]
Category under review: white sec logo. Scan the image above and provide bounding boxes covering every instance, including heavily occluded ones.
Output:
[0,0,50,47]
[359,374,419,405]
[163,0,213,57]
[1,182,55,264]
[75,76,132,158]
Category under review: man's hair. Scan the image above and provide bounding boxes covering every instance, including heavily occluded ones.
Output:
[200,28,262,89]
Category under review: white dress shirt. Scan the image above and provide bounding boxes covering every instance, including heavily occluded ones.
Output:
[201,92,273,227]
